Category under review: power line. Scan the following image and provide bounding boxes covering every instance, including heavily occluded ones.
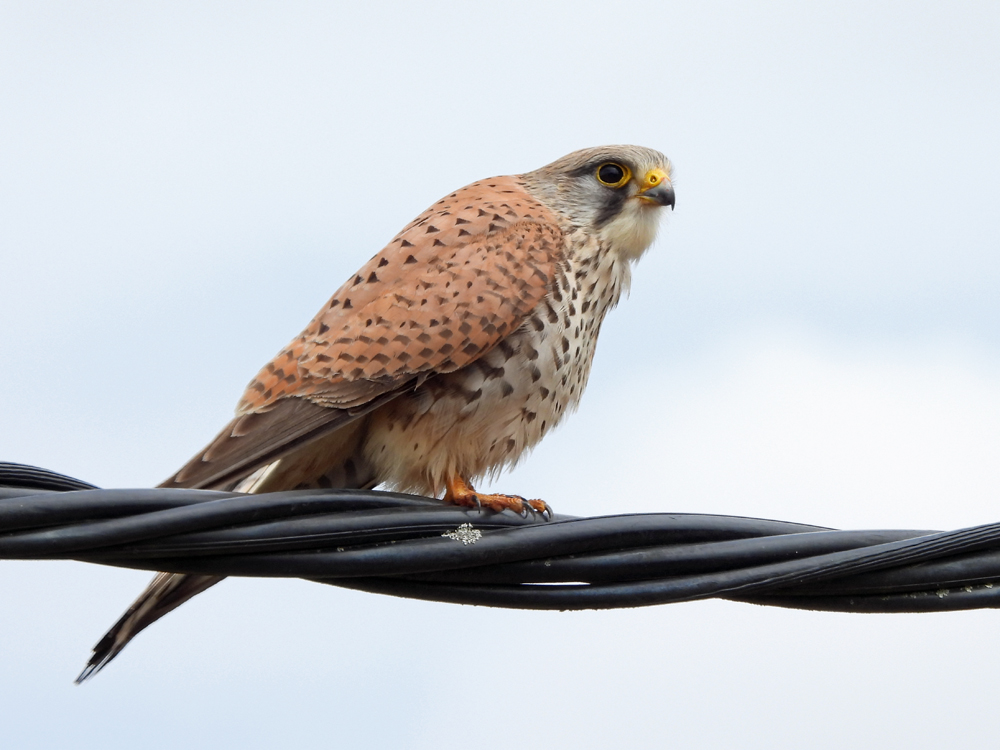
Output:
[2,462,998,613]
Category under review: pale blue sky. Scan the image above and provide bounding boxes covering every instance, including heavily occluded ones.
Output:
[1,3,999,747]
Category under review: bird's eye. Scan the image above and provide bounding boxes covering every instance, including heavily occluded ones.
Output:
[596,162,631,188]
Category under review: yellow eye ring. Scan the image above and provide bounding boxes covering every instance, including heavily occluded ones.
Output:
[595,162,631,188]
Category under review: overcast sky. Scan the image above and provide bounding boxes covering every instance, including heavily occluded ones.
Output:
[1,3,999,748]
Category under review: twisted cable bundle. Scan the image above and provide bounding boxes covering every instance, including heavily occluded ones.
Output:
[2,462,998,613]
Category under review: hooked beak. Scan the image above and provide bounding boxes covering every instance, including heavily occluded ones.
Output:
[636,168,675,209]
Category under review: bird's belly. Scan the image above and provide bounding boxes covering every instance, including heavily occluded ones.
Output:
[362,316,597,496]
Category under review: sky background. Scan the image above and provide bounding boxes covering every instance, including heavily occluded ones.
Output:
[1,2,999,747]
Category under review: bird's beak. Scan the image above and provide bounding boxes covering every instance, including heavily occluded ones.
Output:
[636,168,675,209]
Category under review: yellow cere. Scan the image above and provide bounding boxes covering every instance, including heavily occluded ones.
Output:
[639,168,670,193]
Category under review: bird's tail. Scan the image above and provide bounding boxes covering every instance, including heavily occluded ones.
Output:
[76,421,377,683]
[75,572,222,683]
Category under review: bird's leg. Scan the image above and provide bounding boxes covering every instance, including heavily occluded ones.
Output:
[443,474,551,518]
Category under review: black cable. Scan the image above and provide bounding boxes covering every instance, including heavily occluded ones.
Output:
[2,462,999,614]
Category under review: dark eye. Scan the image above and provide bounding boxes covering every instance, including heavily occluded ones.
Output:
[596,162,631,188]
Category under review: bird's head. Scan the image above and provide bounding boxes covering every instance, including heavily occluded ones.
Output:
[521,145,674,261]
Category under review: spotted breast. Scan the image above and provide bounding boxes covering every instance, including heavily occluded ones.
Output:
[362,223,630,495]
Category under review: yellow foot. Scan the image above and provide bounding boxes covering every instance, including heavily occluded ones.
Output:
[444,475,552,519]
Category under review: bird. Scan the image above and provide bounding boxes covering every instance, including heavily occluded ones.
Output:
[76,145,675,682]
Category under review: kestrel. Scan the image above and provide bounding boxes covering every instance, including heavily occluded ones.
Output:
[78,145,675,681]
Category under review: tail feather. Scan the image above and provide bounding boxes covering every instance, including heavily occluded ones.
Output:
[77,418,376,682]
[76,573,222,683]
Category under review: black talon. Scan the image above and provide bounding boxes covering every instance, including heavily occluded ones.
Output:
[530,502,552,521]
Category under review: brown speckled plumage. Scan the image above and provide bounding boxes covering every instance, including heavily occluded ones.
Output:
[79,145,674,681]
[240,177,560,410]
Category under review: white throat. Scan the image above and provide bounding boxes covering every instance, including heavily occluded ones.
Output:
[598,200,662,262]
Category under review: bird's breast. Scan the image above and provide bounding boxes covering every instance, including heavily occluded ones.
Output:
[362,234,627,496]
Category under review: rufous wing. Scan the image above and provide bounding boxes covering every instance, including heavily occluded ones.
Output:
[162,177,565,491]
